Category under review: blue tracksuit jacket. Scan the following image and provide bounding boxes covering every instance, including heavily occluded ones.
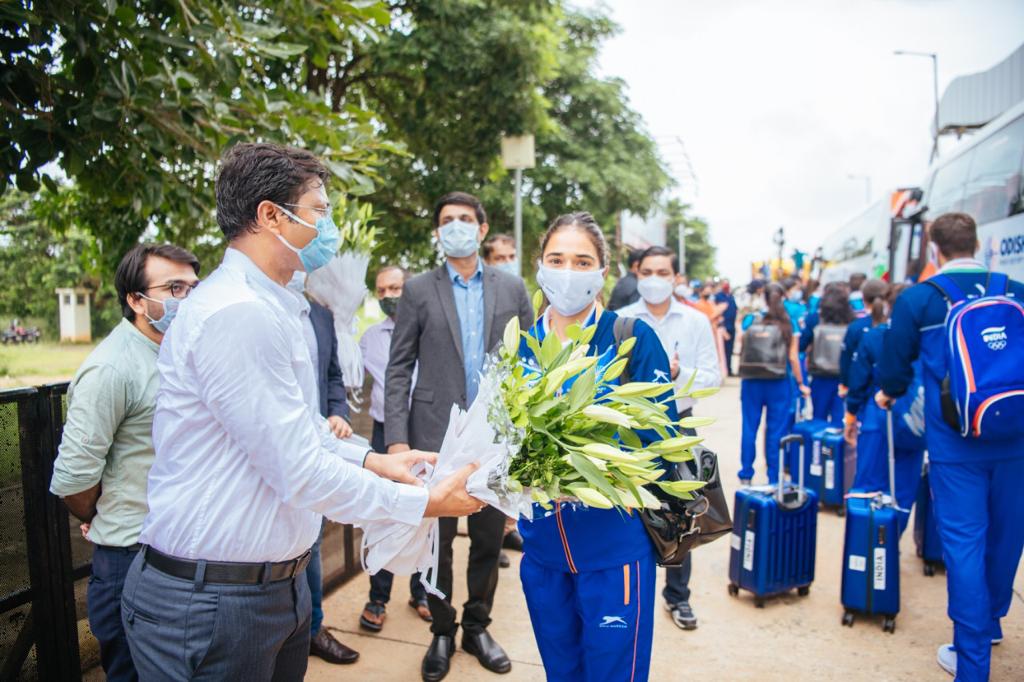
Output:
[877,264,1024,681]
[839,315,873,387]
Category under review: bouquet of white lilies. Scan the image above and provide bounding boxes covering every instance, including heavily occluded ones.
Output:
[360,294,716,597]
[488,294,717,513]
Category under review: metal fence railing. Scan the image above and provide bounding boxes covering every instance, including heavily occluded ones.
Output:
[1,382,368,680]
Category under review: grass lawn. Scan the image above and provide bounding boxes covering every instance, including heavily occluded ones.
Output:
[0,342,95,389]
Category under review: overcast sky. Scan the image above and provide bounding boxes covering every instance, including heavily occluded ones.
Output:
[579,0,1024,282]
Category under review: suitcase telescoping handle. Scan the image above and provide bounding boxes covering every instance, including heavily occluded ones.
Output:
[885,409,897,503]
[778,434,805,504]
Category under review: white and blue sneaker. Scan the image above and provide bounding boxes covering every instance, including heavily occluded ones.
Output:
[936,644,956,677]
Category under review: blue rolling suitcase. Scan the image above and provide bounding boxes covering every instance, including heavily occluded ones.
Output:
[786,405,828,480]
[840,411,901,633]
[819,428,855,515]
[913,459,944,576]
[729,434,818,608]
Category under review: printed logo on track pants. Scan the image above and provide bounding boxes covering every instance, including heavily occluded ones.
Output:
[599,616,628,629]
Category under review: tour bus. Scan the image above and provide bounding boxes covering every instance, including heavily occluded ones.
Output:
[817,188,922,283]
[819,99,1024,284]
[915,99,1024,282]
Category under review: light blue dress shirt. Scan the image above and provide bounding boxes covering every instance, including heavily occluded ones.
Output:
[447,259,485,404]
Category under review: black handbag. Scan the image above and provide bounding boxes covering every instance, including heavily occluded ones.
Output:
[640,445,732,567]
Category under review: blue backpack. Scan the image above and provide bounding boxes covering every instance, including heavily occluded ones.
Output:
[928,272,1024,441]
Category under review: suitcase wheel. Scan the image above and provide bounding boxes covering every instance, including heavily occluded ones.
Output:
[842,611,854,627]
[916,546,923,558]
[754,597,765,609]
[797,586,810,597]
[923,562,936,577]
[882,616,896,634]
[727,583,739,597]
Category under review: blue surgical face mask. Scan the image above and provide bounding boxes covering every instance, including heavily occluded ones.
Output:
[495,260,519,277]
[536,264,605,316]
[139,294,180,334]
[275,205,340,272]
[437,219,480,258]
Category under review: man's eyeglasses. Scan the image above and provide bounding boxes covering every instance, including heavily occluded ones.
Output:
[144,281,199,299]
[281,202,332,219]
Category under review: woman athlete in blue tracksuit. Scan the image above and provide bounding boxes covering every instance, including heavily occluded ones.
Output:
[799,282,853,424]
[843,284,923,534]
[739,283,809,485]
[517,212,676,682]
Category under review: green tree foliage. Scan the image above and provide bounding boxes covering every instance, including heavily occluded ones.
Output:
[0,189,120,338]
[666,198,717,281]
[1,0,394,273]
[333,2,670,270]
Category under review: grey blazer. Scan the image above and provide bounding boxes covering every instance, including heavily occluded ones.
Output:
[384,263,534,451]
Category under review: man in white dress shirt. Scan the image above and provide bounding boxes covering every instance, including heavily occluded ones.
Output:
[619,246,721,632]
[121,142,482,681]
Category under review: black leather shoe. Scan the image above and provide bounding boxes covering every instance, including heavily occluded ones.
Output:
[502,530,524,552]
[461,629,511,674]
[310,628,359,664]
[498,551,511,568]
[421,634,455,681]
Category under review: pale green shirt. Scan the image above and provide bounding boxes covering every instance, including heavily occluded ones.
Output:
[50,318,160,547]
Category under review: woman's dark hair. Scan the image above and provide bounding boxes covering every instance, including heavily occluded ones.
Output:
[802,279,819,303]
[432,191,487,227]
[872,282,911,324]
[215,143,329,241]
[762,282,793,345]
[115,243,201,321]
[861,278,890,306]
[540,212,609,268]
[819,282,855,325]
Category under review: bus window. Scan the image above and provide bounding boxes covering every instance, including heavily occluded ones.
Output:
[924,150,973,218]
[962,116,1024,225]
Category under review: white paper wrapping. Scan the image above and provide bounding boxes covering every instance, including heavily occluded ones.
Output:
[359,370,528,598]
[306,251,370,404]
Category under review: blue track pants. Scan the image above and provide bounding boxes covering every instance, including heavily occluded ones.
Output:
[809,375,843,424]
[740,377,791,483]
[850,428,923,536]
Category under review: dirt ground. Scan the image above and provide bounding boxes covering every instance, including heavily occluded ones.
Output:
[308,377,1024,681]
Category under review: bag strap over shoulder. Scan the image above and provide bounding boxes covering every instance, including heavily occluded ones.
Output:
[926,273,966,304]
[612,315,637,384]
[985,272,1009,296]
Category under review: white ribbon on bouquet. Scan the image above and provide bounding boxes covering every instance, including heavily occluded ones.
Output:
[359,371,529,599]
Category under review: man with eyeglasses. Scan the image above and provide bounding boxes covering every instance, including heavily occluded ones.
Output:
[50,243,201,682]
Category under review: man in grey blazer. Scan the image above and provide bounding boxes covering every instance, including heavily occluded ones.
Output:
[385,192,533,681]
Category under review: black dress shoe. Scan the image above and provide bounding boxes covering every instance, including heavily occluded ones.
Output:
[498,551,511,568]
[502,530,524,552]
[461,629,511,674]
[310,628,359,664]
[421,634,455,681]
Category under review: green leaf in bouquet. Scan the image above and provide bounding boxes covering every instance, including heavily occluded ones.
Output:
[655,479,707,496]
[601,358,629,383]
[523,333,543,365]
[609,469,656,509]
[581,405,633,428]
[610,382,675,399]
[616,336,637,358]
[568,452,625,507]
[660,448,697,463]
[672,370,698,401]
[567,367,596,413]
[647,435,704,452]
[539,328,562,369]
[531,487,553,509]
[688,387,720,399]
[579,324,597,346]
[506,479,523,493]
[530,397,562,417]
[567,485,613,509]
[503,317,520,356]
[564,323,583,342]
[678,416,716,429]
[532,289,545,317]
[617,427,643,450]
[579,443,637,464]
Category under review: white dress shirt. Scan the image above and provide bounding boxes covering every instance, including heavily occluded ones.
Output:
[619,297,722,413]
[139,248,428,562]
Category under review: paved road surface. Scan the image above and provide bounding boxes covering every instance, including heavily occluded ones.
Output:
[308,377,1024,681]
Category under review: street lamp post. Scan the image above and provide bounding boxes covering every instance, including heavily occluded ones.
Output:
[500,135,536,277]
[847,173,871,206]
[773,226,785,280]
[894,50,940,162]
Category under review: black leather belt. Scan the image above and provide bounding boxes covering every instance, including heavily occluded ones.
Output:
[142,546,311,585]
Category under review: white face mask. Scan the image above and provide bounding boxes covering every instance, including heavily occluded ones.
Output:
[637,276,674,304]
[536,264,605,316]
[674,283,692,300]
[788,290,803,302]
[437,219,480,258]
